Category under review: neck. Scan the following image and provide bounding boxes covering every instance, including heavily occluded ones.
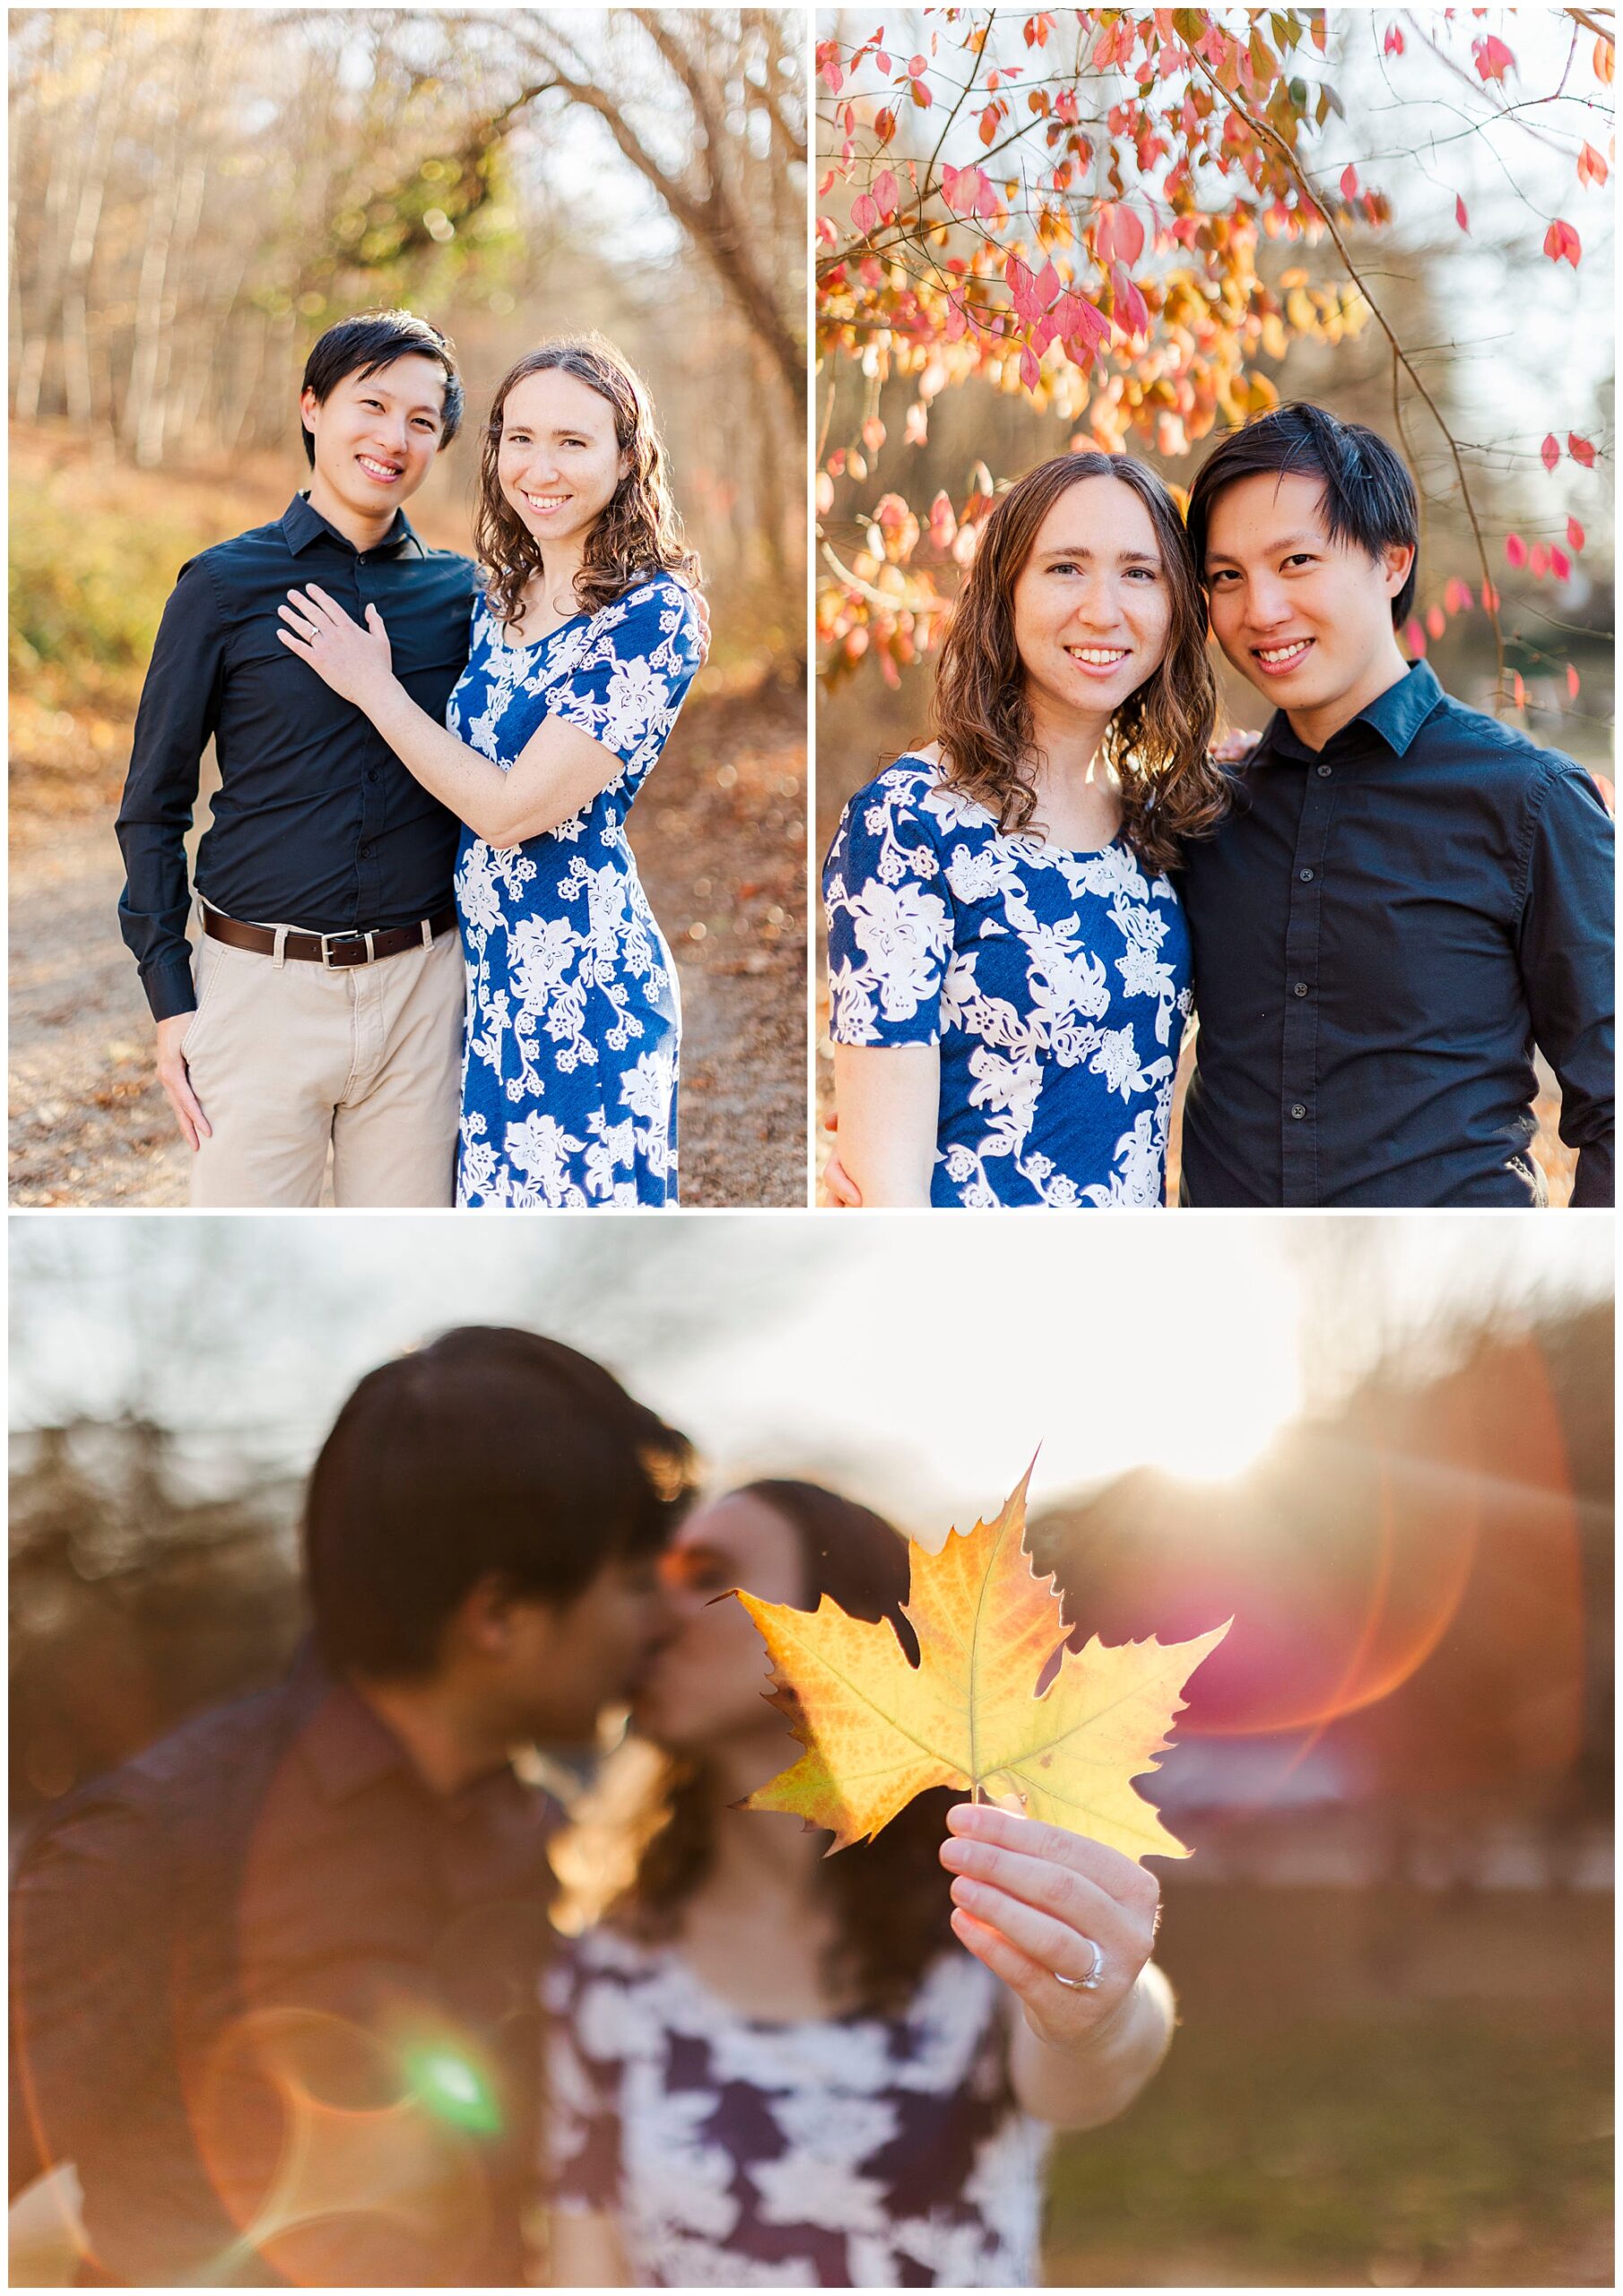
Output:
[352,1671,513,1797]
[691,1731,823,1909]
[531,536,588,620]
[304,471,398,555]
[1283,638,1410,753]
[1026,687,1112,787]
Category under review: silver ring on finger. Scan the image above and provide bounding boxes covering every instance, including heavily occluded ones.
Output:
[1052,1937,1105,1991]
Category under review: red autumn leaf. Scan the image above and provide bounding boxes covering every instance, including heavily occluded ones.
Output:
[1444,578,1473,614]
[909,74,933,110]
[1096,202,1146,266]
[1541,434,1560,473]
[873,107,896,143]
[1472,33,1515,82]
[872,169,901,220]
[1567,433,1596,467]
[1577,142,1609,188]
[1384,26,1405,57]
[907,53,927,76]
[1455,194,1470,232]
[1505,534,1528,569]
[1425,604,1446,640]
[1480,580,1501,613]
[1403,617,1427,657]
[1550,545,1572,582]
[1110,264,1150,341]
[1567,663,1581,700]
[1340,164,1358,199]
[1567,517,1586,552]
[1595,35,1615,86]
[850,192,881,236]
[978,100,1000,145]
[1019,343,1042,392]
[1529,542,1549,578]
[1542,219,1581,266]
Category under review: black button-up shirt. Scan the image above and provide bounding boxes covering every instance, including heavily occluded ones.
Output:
[116,494,480,1021]
[9,1650,559,2286]
[1177,663,1614,1206]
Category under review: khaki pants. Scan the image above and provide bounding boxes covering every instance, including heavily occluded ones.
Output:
[183,920,464,1207]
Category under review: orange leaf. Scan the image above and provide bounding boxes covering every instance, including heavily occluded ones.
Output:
[1567,663,1581,700]
[738,1469,1230,1858]
[1567,517,1586,552]
[1425,604,1445,640]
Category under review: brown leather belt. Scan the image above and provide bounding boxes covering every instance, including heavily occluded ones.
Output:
[202,903,458,968]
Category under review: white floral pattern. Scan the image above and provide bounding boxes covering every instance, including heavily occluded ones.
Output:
[824,758,1194,1207]
[543,1928,1048,2287]
[448,577,702,1206]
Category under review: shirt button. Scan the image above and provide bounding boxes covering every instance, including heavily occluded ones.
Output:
[1298,868,1315,883]
[366,768,379,783]
[1316,763,1332,778]
[1290,1103,1307,1120]
[360,841,374,859]
[1294,981,1309,997]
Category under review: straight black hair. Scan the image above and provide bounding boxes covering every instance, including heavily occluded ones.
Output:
[299,308,464,467]
[304,1326,698,1678]
[1185,401,1419,626]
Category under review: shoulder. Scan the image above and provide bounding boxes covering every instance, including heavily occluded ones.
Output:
[841,754,950,831]
[1420,691,1595,808]
[599,570,699,631]
[16,1678,295,1887]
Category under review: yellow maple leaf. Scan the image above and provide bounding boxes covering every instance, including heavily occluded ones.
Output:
[738,1465,1230,1861]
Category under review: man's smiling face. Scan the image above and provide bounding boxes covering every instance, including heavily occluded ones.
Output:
[1202,470,1413,746]
[299,352,449,525]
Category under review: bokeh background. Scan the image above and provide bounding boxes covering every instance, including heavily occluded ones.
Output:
[814,7,1615,1204]
[10,1213,1614,2287]
[9,7,808,1207]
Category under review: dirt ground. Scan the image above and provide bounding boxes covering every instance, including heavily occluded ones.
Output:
[9,680,808,1208]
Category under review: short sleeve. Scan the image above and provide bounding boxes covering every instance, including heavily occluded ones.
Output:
[540,1944,622,2213]
[546,578,702,780]
[823,772,953,1046]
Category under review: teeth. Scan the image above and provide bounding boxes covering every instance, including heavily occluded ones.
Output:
[358,457,402,478]
[525,493,568,509]
[1257,641,1311,663]
[1066,648,1128,665]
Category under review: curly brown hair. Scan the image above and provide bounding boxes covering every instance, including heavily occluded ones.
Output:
[602,1481,959,2018]
[473,333,699,631]
[932,451,1228,875]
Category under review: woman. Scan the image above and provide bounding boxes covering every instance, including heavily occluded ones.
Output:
[277,334,703,1207]
[823,451,1227,1207]
[542,1482,1176,2288]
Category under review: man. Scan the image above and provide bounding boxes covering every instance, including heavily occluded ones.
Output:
[10,1328,695,2286]
[1179,400,1612,1207]
[116,309,480,1207]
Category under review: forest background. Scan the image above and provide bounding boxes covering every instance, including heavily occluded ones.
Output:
[10,7,808,1207]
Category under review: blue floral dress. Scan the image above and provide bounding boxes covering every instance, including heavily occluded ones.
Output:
[825,757,1193,1207]
[448,575,702,1207]
[543,1927,1049,2287]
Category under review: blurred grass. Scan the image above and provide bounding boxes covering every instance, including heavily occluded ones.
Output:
[1045,2011,1611,2285]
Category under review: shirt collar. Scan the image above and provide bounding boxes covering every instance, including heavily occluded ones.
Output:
[290,1644,537,1820]
[1257,659,1445,766]
[279,490,423,561]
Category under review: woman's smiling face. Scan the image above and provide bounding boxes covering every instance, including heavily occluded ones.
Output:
[497,368,627,554]
[1011,474,1174,727]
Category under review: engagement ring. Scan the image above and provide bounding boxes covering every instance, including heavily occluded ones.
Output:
[1052,1939,1105,1991]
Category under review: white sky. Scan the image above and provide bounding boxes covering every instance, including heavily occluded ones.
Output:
[10,1215,1610,1538]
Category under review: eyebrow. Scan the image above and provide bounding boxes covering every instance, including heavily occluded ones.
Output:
[1037,544,1160,564]
[1205,529,1325,563]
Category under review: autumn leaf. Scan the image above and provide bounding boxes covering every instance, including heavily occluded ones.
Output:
[737,1468,1230,1863]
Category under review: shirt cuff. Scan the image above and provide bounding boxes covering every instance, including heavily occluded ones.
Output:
[143,956,197,1023]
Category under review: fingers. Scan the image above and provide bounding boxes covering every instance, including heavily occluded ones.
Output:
[157,1059,211,1151]
[942,1832,1135,1953]
[944,1800,1160,1916]
[947,1872,1110,1986]
[949,1905,1052,1999]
